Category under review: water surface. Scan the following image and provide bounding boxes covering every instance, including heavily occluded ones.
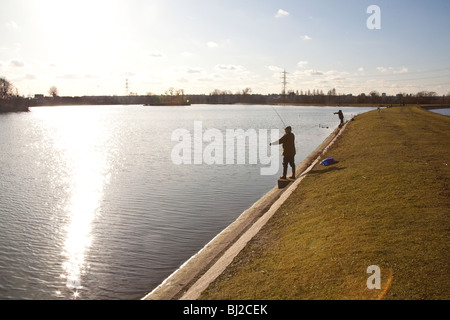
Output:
[0,104,373,299]
[430,108,450,116]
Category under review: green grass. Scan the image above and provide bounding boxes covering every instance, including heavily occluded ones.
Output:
[200,106,450,300]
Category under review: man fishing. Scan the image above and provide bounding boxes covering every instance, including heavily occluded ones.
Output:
[334,110,344,127]
[270,126,296,180]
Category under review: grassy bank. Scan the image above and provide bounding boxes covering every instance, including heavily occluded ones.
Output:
[200,106,449,300]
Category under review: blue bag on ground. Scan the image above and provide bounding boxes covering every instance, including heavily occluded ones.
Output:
[321,157,335,166]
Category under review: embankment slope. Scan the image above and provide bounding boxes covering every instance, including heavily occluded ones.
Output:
[201,106,450,300]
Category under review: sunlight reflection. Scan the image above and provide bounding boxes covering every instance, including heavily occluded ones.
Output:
[44,107,111,294]
[62,156,106,290]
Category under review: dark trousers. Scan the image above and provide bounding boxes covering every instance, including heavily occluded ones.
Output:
[282,155,295,177]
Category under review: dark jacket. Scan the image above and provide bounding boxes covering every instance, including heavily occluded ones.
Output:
[278,132,296,157]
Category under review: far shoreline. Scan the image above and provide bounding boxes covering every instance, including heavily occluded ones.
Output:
[26,102,450,108]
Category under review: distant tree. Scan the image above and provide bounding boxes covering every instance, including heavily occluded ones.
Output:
[49,86,59,97]
[165,87,175,96]
[210,89,221,95]
[241,88,252,95]
[416,91,437,97]
[357,93,367,103]
[327,88,336,96]
[0,77,15,99]
[369,90,381,104]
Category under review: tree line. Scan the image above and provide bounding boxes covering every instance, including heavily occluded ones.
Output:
[204,88,449,105]
[0,77,29,112]
[1,75,450,111]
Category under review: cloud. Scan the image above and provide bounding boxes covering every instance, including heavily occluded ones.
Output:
[377,66,408,74]
[169,66,203,74]
[148,51,165,58]
[84,74,99,79]
[358,67,364,72]
[214,64,244,72]
[181,51,193,57]
[56,74,97,80]
[377,66,391,73]
[9,60,24,67]
[185,67,202,74]
[207,41,219,48]
[275,9,290,18]
[121,72,136,77]
[267,65,284,72]
[177,78,189,83]
[196,73,226,83]
[197,76,214,82]
[297,61,309,68]
[394,67,408,74]
[301,35,312,40]
[57,74,83,79]
[24,74,37,80]
[5,21,18,29]
[300,69,324,76]
[294,69,325,77]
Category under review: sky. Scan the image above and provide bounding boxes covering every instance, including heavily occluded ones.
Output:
[1,0,449,97]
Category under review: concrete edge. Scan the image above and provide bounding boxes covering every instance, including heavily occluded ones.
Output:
[142,122,349,300]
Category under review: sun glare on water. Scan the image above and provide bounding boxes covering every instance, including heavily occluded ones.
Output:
[37,107,112,296]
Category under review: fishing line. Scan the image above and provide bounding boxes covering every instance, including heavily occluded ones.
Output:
[271,105,287,127]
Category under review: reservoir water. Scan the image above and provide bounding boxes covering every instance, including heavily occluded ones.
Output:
[430,108,450,116]
[0,104,374,299]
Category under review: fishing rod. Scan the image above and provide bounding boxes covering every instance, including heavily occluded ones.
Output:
[271,105,287,127]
